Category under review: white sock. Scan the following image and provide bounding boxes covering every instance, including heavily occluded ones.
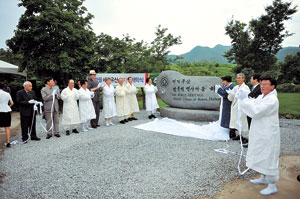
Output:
[105,121,110,127]
[250,175,268,185]
[260,183,278,195]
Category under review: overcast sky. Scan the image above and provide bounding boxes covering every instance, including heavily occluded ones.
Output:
[0,0,299,54]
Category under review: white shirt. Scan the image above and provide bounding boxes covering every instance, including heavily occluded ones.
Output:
[0,89,12,112]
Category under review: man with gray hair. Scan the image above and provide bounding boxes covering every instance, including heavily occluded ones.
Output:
[17,81,41,142]
[228,73,250,146]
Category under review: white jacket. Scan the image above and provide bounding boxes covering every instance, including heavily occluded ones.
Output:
[126,83,140,114]
[61,87,80,126]
[240,90,280,176]
[228,82,250,132]
[145,84,159,112]
[78,88,96,123]
[102,84,117,119]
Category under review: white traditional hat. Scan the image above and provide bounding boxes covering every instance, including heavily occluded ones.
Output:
[89,70,96,75]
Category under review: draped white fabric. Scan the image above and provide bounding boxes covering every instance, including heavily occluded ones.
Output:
[134,118,229,141]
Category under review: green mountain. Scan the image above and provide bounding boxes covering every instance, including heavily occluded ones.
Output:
[168,44,300,64]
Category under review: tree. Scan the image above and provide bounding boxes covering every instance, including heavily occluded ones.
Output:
[150,25,182,71]
[93,25,182,74]
[7,0,95,84]
[279,52,300,84]
[224,0,297,77]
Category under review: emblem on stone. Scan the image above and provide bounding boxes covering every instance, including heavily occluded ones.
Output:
[159,76,169,88]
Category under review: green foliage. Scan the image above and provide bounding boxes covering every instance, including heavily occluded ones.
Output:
[277,83,300,93]
[166,62,236,78]
[6,0,96,83]
[92,25,181,74]
[279,52,300,84]
[278,93,300,118]
[224,0,297,78]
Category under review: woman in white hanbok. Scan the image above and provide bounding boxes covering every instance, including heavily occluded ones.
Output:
[78,80,96,131]
[144,78,159,119]
[102,78,117,127]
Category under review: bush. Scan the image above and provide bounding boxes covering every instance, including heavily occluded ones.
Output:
[277,83,300,93]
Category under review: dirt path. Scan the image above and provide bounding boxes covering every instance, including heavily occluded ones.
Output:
[214,155,300,199]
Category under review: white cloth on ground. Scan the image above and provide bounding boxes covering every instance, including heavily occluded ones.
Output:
[134,118,229,141]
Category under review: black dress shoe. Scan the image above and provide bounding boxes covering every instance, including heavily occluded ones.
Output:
[91,125,97,129]
[148,115,152,119]
[66,130,70,136]
[232,135,241,140]
[229,129,236,138]
[46,135,52,139]
[6,143,11,148]
[242,137,248,144]
[124,119,129,123]
[72,129,79,134]
[31,137,41,141]
[151,114,156,118]
[96,125,100,127]
[132,117,138,120]
[54,134,61,138]
[128,118,133,121]
[243,143,248,148]
[297,175,300,182]
[120,120,125,124]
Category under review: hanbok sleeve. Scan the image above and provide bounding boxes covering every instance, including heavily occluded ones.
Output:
[60,89,68,101]
[240,96,278,119]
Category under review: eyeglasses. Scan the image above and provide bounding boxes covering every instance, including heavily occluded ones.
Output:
[261,83,271,87]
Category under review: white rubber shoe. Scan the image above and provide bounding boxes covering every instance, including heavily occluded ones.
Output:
[109,121,114,126]
[260,184,278,195]
[86,126,93,130]
[105,122,110,127]
[250,175,268,185]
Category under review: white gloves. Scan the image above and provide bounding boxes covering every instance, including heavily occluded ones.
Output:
[237,89,250,101]
[226,89,235,94]
[29,99,36,104]
[215,85,221,93]
[125,89,130,94]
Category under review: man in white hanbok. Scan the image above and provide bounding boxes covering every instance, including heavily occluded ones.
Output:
[239,75,280,196]
[60,80,80,135]
[102,78,117,127]
[228,73,250,145]
[145,78,159,119]
[78,80,96,131]
[126,77,139,121]
[115,78,130,124]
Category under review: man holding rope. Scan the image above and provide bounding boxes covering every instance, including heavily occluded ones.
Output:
[239,75,280,195]
[17,81,41,143]
[41,77,61,139]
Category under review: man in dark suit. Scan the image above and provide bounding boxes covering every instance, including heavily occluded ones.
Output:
[216,76,235,138]
[17,81,41,142]
[247,74,262,128]
[88,70,102,128]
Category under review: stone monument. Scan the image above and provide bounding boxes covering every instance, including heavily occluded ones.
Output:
[156,70,221,122]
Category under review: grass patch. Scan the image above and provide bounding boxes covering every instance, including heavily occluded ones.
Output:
[278,93,300,119]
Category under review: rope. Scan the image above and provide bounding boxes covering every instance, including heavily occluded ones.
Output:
[214,89,250,175]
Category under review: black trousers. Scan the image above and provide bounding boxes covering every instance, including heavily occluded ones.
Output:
[20,114,37,141]
[91,101,100,127]
[247,116,252,129]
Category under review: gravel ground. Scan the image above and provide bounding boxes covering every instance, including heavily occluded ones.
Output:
[0,111,299,199]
